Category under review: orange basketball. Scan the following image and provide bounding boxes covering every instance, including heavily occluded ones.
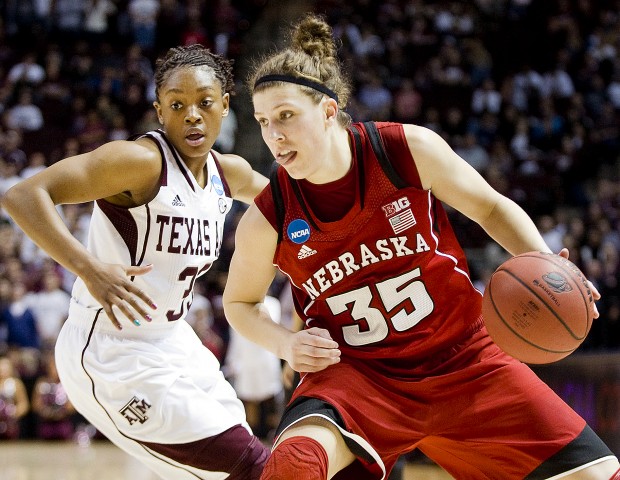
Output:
[481,251,594,364]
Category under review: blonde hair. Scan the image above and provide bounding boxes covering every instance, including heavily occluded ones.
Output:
[248,13,352,127]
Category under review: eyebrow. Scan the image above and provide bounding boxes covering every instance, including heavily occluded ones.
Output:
[163,86,216,95]
[254,102,294,116]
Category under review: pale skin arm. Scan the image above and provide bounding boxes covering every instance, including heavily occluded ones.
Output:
[1,139,161,329]
[404,124,600,315]
[282,310,304,389]
[223,204,341,372]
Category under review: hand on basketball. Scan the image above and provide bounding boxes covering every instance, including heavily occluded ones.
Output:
[558,248,601,319]
[284,327,341,373]
[83,262,157,330]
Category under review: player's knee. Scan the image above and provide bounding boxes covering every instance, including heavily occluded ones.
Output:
[260,436,329,480]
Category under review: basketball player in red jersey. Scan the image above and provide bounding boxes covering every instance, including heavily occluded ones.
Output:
[2,45,269,479]
[223,14,620,480]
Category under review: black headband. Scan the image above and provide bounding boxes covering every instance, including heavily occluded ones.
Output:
[254,74,339,103]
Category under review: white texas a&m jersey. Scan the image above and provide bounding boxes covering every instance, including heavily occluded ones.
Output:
[71,130,233,326]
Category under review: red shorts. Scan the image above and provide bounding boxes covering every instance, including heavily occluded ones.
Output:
[278,328,613,479]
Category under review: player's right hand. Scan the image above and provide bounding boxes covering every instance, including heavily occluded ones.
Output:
[284,327,341,373]
[83,262,157,330]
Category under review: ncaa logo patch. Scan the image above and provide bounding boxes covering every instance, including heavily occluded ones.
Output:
[287,219,311,244]
[211,175,224,195]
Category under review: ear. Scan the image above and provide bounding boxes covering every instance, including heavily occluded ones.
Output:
[324,97,338,124]
[222,93,230,117]
[153,102,164,124]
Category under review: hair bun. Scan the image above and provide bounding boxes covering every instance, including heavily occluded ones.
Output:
[291,14,337,60]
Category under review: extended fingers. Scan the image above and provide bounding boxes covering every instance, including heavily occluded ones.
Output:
[125,265,157,309]
[124,284,157,315]
[103,287,156,329]
[304,327,339,348]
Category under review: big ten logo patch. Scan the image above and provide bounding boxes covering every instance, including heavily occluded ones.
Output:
[382,197,416,235]
[382,197,411,216]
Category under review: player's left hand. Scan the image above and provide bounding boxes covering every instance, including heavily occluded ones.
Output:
[557,248,601,319]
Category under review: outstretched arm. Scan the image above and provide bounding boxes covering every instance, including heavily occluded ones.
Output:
[404,124,550,255]
[404,124,600,315]
[1,139,159,329]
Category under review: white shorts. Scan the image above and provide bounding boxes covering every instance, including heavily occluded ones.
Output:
[56,302,266,480]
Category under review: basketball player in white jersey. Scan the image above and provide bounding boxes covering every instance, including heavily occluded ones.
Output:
[1,44,270,480]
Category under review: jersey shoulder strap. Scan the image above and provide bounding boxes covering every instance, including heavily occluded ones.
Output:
[270,121,409,243]
[361,121,408,190]
[269,162,285,243]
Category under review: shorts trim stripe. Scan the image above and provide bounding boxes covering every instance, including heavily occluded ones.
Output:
[79,308,203,478]
[543,457,617,480]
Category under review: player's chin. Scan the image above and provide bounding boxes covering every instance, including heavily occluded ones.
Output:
[180,143,211,158]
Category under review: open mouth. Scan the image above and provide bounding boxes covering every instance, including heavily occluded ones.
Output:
[185,132,205,146]
[277,150,296,165]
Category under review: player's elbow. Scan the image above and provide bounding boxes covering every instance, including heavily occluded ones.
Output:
[222,289,243,329]
[1,182,25,218]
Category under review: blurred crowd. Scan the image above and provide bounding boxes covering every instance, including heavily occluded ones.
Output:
[0,0,619,442]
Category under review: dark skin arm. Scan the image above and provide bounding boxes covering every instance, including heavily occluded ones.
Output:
[1,139,162,329]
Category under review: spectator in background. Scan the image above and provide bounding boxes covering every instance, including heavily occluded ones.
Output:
[107,115,130,141]
[123,43,153,88]
[471,78,502,115]
[25,268,70,351]
[20,151,47,179]
[214,106,238,153]
[454,131,490,172]
[185,281,225,362]
[392,79,423,124]
[6,52,46,87]
[0,223,21,264]
[3,281,40,353]
[0,157,23,198]
[536,213,566,255]
[155,0,187,53]
[51,0,85,44]
[4,89,44,133]
[119,82,150,133]
[182,17,210,48]
[213,0,242,57]
[83,0,117,44]
[225,295,284,442]
[127,0,160,54]
[353,24,385,59]
[357,72,393,120]
[0,355,29,439]
[31,353,75,440]
[76,109,108,152]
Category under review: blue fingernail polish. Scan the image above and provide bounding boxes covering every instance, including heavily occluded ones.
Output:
[133,319,141,326]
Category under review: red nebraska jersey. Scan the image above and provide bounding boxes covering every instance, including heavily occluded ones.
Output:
[256,122,484,378]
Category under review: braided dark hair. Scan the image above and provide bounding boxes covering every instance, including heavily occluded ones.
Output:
[154,44,235,100]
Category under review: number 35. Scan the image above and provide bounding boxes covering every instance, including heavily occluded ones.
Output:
[325,267,434,346]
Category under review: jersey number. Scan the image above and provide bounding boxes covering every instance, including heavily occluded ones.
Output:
[167,264,211,321]
[325,267,434,346]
